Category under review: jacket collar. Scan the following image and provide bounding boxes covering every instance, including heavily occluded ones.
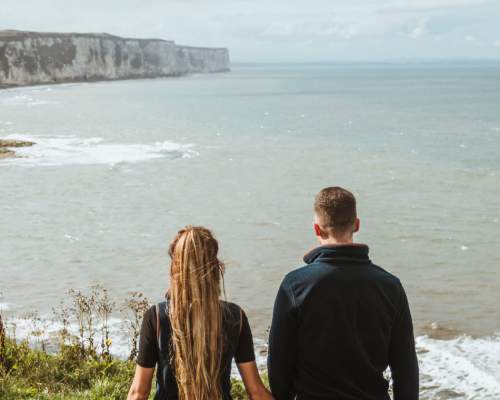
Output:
[303,244,370,264]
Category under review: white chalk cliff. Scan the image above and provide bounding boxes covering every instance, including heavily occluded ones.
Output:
[0,31,230,87]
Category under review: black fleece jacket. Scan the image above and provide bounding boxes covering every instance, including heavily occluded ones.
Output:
[267,244,419,400]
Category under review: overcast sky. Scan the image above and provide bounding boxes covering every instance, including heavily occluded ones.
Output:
[2,0,500,62]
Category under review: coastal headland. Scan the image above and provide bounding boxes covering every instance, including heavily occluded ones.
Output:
[0,30,230,88]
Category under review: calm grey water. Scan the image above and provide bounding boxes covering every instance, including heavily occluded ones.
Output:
[1,63,500,398]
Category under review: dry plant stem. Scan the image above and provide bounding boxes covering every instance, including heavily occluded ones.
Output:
[122,292,150,361]
[69,288,100,357]
[53,301,71,347]
[0,311,5,368]
[69,289,87,356]
[95,285,115,357]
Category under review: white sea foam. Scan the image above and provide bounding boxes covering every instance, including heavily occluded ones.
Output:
[1,94,59,107]
[416,334,500,399]
[5,316,133,360]
[64,234,81,242]
[0,303,14,311]
[0,134,197,167]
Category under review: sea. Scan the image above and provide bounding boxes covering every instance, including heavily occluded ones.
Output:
[1,62,499,399]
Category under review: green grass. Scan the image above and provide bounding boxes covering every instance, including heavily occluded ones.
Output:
[0,338,134,399]
[0,337,258,399]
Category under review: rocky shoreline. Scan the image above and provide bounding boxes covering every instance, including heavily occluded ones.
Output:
[0,139,35,158]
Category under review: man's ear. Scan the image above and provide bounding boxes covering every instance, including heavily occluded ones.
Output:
[354,218,360,233]
[313,223,323,237]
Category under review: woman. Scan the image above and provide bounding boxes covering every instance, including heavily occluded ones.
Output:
[128,226,273,400]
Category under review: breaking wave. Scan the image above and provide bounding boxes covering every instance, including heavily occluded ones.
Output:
[417,334,500,399]
[0,134,197,167]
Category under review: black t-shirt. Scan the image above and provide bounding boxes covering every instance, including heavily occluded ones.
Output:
[137,302,255,371]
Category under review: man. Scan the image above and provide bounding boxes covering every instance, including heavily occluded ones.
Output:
[268,187,419,400]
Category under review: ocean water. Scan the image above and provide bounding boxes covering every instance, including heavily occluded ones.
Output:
[1,63,500,399]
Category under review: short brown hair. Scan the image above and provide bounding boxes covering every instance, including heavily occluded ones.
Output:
[314,187,357,235]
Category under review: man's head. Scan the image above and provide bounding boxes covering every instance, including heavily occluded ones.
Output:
[313,186,360,244]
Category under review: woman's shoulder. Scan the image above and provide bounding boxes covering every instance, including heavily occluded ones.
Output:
[221,301,246,324]
[145,304,157,316]
[142,305,158,329]
[221,300,244,313]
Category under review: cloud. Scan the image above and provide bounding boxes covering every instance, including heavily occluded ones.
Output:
[1,0,500,61]
[379,0,495,13]
[494,40,500,48]
[262,20,357,39]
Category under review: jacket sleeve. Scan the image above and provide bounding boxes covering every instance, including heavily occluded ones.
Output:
[388,284,419,400]
[267,277,297,400]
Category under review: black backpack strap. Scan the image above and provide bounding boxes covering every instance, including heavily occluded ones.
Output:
[155,301,169,353]
[239,307,243,336]
[156,304,160,347]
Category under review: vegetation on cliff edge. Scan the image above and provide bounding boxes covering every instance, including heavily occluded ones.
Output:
[0,287,260,399]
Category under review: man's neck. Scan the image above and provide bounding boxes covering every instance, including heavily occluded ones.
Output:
[318,236,354,246]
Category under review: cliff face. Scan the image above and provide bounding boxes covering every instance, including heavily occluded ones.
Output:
[0,31,230,87]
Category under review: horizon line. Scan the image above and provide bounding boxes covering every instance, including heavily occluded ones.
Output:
[231,58,500,64]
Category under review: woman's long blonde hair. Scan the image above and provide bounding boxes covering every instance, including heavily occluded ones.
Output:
[168,226,225,400]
